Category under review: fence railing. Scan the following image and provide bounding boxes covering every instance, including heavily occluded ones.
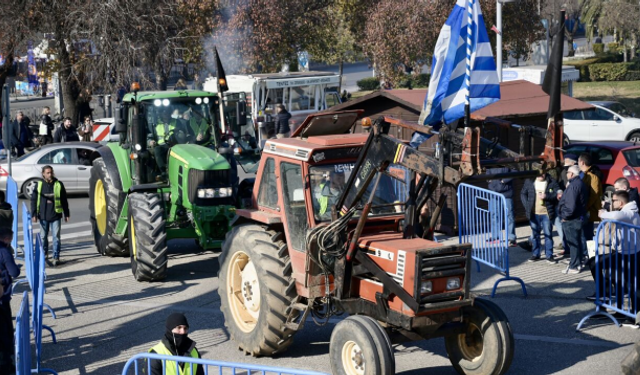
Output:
[578,219,640,330]
[122,353,330,375]
[457,183,527,297]
[15,291,58,375]
[6,176,20,259]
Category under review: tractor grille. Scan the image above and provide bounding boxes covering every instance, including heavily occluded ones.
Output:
[417,245,471,307]
[187,169,234,206]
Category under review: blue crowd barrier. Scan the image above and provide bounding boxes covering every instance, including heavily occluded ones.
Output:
[12,202,34,293]
[457,183,527,297]
[577,220,640,330]
[122,353,330,375]
[34,235,58,365]
[15,291,58,375]
[6,175,20,259]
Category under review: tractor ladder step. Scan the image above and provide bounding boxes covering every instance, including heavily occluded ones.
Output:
[284,302,310,332]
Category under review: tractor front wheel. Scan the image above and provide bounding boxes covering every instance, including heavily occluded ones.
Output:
[128,192,168,282]
[218,224,298,356]
[445,298,514,375]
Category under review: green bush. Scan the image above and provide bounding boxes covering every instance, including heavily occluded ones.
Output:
[593,43,604,54]
[624,70,640,81]
[357,77,381,91]
[413,73,431,88]
[607,42,620,53]
[588,62,639,81]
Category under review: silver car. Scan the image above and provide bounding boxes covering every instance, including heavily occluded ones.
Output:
[0,142,101,200]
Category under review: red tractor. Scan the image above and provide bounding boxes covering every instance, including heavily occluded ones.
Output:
[218,111,519,375]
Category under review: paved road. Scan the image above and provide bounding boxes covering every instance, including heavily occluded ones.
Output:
[9,201,640,374]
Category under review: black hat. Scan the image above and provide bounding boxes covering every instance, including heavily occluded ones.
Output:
[564,154,578,163]
[165,313,189,331]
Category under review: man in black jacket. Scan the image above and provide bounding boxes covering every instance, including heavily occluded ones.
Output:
[10,111,33,156]
[558,165,589,274]
[614,177,640,209]
[487,167,517,246]
[31,166,70,266]
[521,173,561,263]
[275,104,291,139]
[53,117,80,143]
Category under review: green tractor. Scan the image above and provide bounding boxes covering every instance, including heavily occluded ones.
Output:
[89,86,245,281]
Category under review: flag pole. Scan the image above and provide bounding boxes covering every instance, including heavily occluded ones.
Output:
[463,0,474,129]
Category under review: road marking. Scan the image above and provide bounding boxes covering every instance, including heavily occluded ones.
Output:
[19,222,90,231]
[20,230,93,241]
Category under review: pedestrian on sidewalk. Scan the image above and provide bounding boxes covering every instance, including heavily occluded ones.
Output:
[555,154,578,254]
[53,117,80,143]
[10,111,33,157]
[0,202,19,373]
[487,167,517,246]
[148,313,204,375]
[39,106,55,145]
[558,165,589,274]
[521,172,561,263]
[275,104,291,139]
[579,153,603,259]
[30,166,70,267]
[78,116,94,142]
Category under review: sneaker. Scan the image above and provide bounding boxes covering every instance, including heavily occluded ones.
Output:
[52,259,59,267]
[509,241,518,247]
[545,257,556,264]
[528,256,541,262]
[567,267,581,274]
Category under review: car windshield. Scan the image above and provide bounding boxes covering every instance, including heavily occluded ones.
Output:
[607,103,631,117]
[309,162,409,222]
[623,148,640,167]
[144,97,215,145]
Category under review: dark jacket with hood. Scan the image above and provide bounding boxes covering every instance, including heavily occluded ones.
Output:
[275,109,292,135]
[486,167,514,199]
[629,187,640,209]
[520,174,561,222]
[558,175,589,221]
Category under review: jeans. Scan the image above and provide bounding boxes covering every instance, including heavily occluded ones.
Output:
[563,218,584,269]
[531,214,554,258]
[554,206,564,248]
[505,198,516,243]
[40,218,61,260]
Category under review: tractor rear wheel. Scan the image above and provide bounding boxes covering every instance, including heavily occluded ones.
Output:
[128,192,168,282]
[89,158,128,256]
[445,298,514,375]
[218,224,298,356]
[330,316,395,375]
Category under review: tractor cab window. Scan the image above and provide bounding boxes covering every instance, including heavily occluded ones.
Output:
[281,162,306,251]
[146,98,215,146]
[309,163,408,222]
[257,158,278,209]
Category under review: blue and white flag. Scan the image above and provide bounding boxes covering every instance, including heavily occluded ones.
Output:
[418,0,500,127]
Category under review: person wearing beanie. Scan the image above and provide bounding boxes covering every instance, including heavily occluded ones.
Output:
[558,165,589,274]
[148,313,203,375]
[0,202,19,372]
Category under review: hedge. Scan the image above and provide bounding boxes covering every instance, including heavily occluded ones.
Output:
[588,62,640,81]
[357,77,381,91]
[564,52,625,82]
[593,43,604,54]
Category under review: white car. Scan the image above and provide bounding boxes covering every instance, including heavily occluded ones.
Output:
[564,101,640,143]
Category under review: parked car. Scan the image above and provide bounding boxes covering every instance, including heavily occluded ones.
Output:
[0,142,102,200]
[563,101,640,143]
[564,141,640,193]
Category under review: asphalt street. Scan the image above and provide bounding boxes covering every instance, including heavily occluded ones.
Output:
[9,197,640,375]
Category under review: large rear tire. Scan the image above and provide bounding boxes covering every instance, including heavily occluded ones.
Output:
[128,192,168,282]
[330,316,395,375]
[218,224,298,356]
[445,298,514,375]
[89,158,128,256]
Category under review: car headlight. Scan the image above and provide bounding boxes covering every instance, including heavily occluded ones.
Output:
[446,277,460,290]
[197,187,233,199]
[420,280,433,294]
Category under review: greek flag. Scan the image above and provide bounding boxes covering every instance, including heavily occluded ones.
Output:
[418,0,500,127]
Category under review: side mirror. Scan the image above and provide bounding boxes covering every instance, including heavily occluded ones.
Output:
[614,115,621,122]
[236,101,247,126]
[115,105,127,133]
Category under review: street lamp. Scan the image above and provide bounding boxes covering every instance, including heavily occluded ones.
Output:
[497,0,517,82]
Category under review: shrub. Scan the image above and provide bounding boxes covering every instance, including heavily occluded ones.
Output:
[588,62,639,81]
[593,43,604,54]
[357,77,381,91]
[624,70,640,81]
[607,42,620,53]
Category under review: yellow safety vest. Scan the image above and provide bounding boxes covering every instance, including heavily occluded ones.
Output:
[36,181,63,215]
[156,120,177,145]
[189,118,207,136]
[149,342,199,375]
[318,183,329,215]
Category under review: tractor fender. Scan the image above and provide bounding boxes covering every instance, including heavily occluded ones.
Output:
[90,144,132,192]
[128,183,170,195]
[230,209,284,233]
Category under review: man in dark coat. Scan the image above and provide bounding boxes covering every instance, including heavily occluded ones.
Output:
[53,117,80,143]
[10,111,33,156]
[558,165,589,274]
[0,202,19,372]
[275,104,291,139]
[487,167,517,246]
[521,173,561,262]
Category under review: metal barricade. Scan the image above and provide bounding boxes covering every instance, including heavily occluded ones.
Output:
[122,353,330,375]
[457,183,527,297]
[15,291,58,375]
[577,219,640,330]
[6,175,20,259]
[12,203,33,293]
[34,235,58,366]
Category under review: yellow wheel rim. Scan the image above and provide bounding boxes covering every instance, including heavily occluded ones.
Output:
[94,179,107,236]
[130,216,137,258]
[227,251,260,333]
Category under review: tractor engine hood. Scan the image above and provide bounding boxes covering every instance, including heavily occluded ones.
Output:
[168,144,231,171]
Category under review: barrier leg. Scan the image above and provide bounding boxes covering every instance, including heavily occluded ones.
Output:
[576,310,621,331]
[11,278,28,295]
[38,368,59,375]
[490,276,528,298]
[42,325,58,344]
[475,259,481,272]
[43,303,57,319]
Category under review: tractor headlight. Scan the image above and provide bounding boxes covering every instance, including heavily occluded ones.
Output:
[420,280,433,294]
[446,277,460,290]
[197,187,233,199]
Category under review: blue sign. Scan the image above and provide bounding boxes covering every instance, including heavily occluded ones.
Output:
[502,71,519,81]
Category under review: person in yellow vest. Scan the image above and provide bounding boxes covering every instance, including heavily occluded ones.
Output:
[313,169,346,221]
[182,110,207,145]
[30,165,69,267]
[148,313,203,375]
